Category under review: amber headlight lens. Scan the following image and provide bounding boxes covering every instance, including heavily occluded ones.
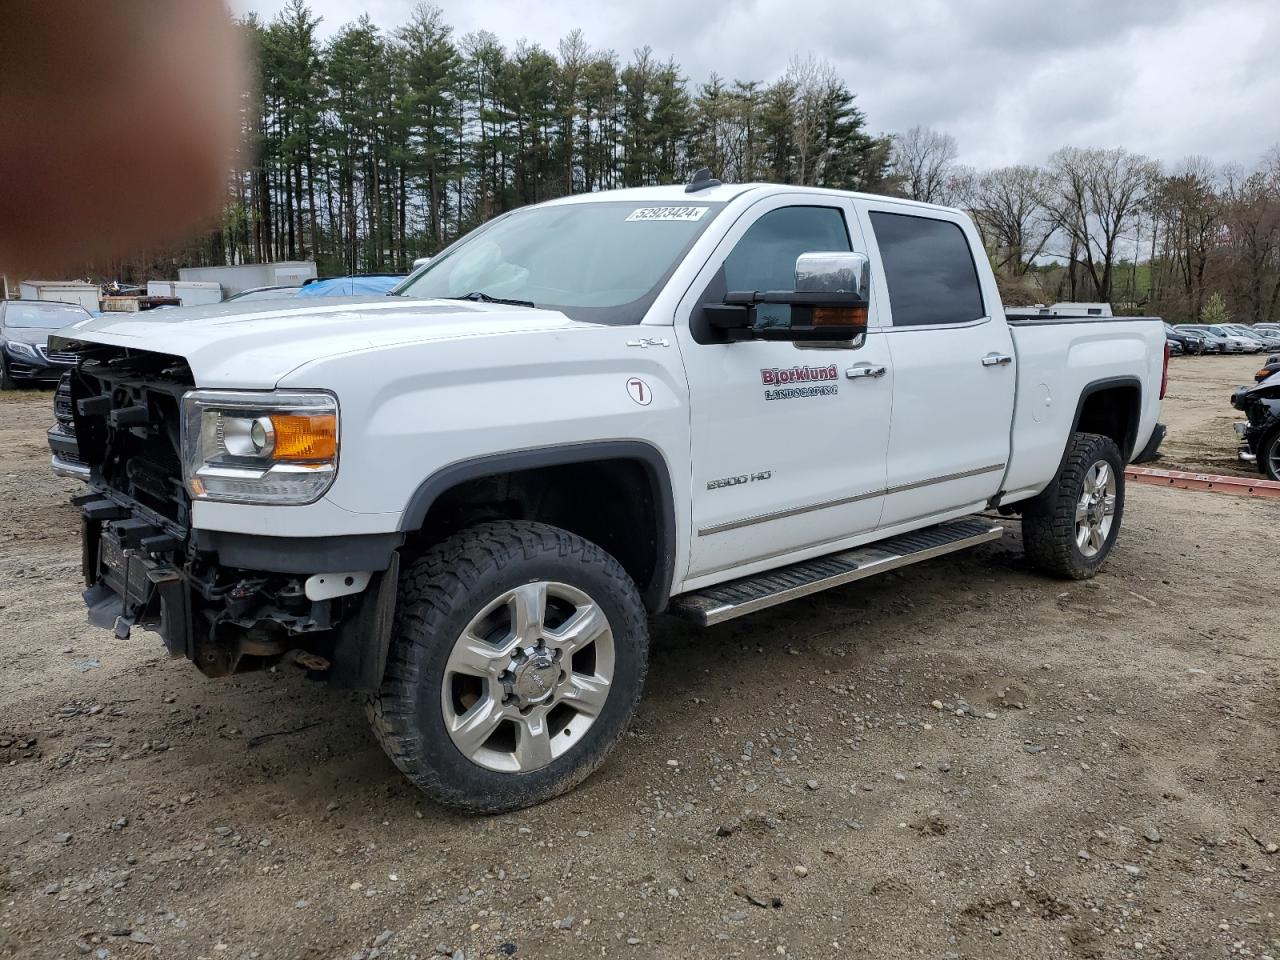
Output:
[181,390,338,504]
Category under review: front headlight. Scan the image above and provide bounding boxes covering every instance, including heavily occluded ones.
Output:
[4,340,39,360]
[182,390,338,504]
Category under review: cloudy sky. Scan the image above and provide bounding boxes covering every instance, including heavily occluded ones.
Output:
[230,0,1279,172]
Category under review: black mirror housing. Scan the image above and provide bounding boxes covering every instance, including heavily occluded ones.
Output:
[706,290,868,342]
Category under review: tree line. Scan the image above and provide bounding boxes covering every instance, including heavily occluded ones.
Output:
[86,0,1280,324]
[214,0,891,277]
[894,127,1280,323]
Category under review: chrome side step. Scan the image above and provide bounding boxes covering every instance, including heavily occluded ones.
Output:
[669,517,1004,626]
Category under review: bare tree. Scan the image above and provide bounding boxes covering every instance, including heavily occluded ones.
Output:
[784,53,838,185]
[1045,147,1160,302]
[971,165,1056,275]
[891,125,959,203]
[1152,156,1222,318]
[1221,149,1280,322]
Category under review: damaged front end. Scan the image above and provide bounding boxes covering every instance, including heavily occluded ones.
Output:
[68,346,400,687]
[1230,374,1280,479]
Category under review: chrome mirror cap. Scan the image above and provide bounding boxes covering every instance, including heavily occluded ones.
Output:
[795,252,870,298]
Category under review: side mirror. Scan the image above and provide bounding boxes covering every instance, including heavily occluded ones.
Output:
[704,251,870,342]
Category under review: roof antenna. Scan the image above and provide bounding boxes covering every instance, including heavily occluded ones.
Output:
[685,167,721,193]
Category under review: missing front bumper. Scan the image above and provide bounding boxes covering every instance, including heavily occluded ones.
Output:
[77,496,396,687]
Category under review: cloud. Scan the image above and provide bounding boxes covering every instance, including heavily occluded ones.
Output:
[229,0,1280,171]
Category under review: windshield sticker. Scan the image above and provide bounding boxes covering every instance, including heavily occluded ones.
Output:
[625,206,708,223]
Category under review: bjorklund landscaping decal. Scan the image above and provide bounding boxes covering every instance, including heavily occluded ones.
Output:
[760,364,839,401]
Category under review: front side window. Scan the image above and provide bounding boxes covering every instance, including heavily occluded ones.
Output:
[869,212,984,327]
[723,206,851,293]
[396,201,723,325]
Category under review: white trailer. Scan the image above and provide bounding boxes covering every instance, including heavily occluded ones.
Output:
[19,281,100,312]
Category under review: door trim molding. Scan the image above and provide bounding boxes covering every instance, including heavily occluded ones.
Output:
[697,462,1005,536]
[698,488,882,536]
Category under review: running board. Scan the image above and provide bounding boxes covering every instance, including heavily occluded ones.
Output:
[669,517,1004,626]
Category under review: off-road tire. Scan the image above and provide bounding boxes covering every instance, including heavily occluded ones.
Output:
[1022,431,1124,580]
[367,520,649,814]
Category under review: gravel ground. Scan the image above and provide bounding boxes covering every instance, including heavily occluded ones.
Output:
[1,355,1277,960]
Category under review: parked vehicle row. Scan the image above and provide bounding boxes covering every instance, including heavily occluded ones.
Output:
[1172,323,1280,355]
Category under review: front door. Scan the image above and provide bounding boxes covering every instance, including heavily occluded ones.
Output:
[675,196,894,583]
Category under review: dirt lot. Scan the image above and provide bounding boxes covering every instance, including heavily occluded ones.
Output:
[2,355,1277,960]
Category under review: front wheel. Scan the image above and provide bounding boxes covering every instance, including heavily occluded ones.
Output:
[1259,425,1280,482]
[1021,432,1124,580]
[367,520,649,813]
[0,357,16,390]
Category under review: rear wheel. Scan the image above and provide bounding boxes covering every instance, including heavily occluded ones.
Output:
[367,520,649,813]
[1022,432,1124,579]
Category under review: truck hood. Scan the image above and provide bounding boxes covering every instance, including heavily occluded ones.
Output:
[51,296,595,388]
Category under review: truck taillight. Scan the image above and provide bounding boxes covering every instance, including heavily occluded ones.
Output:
[1160,341,1170,400]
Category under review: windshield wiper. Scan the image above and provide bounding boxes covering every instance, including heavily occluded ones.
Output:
[450,291,536,308]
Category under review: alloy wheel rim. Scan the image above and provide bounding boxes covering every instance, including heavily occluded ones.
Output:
[1268,435,1280,479]
[440,581,615,773]
[1075,460,1117,558]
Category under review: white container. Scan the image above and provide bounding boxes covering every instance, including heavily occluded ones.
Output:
[178,261,317,297]
[1050,302,1113,318]
[19,280,100,312]
[147,280,223,306]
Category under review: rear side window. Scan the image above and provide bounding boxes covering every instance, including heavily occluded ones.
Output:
[869,212,984,327]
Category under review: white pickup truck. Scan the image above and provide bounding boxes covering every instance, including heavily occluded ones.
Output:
[54,178,1167,812]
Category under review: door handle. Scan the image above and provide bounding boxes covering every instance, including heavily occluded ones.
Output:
[846,363,887,379]
[981,353,1013,367]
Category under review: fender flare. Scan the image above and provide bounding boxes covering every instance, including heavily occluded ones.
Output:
[398,440,678,612]
[1065,376,1143,463]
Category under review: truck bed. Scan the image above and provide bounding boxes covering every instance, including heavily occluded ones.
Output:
[1000,313,1165,504]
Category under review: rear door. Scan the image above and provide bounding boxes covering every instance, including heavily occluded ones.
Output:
[855,202,1016,528]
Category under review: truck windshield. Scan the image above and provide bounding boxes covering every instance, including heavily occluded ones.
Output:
[395,200,724,325]
[2,303,90,328]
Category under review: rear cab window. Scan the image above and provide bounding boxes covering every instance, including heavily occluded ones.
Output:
[868,211,985,327]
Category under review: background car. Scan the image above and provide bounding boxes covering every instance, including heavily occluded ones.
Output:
[225,284,306,302]
[47,373,87,479]
[1232,371,1280,480]
[1223,323,1280,350]
[0,300,91,388]
[1165,323,1207,355]
[296,274,404,297]
[1175,324,1230,353]
[1202,323,1265,353]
